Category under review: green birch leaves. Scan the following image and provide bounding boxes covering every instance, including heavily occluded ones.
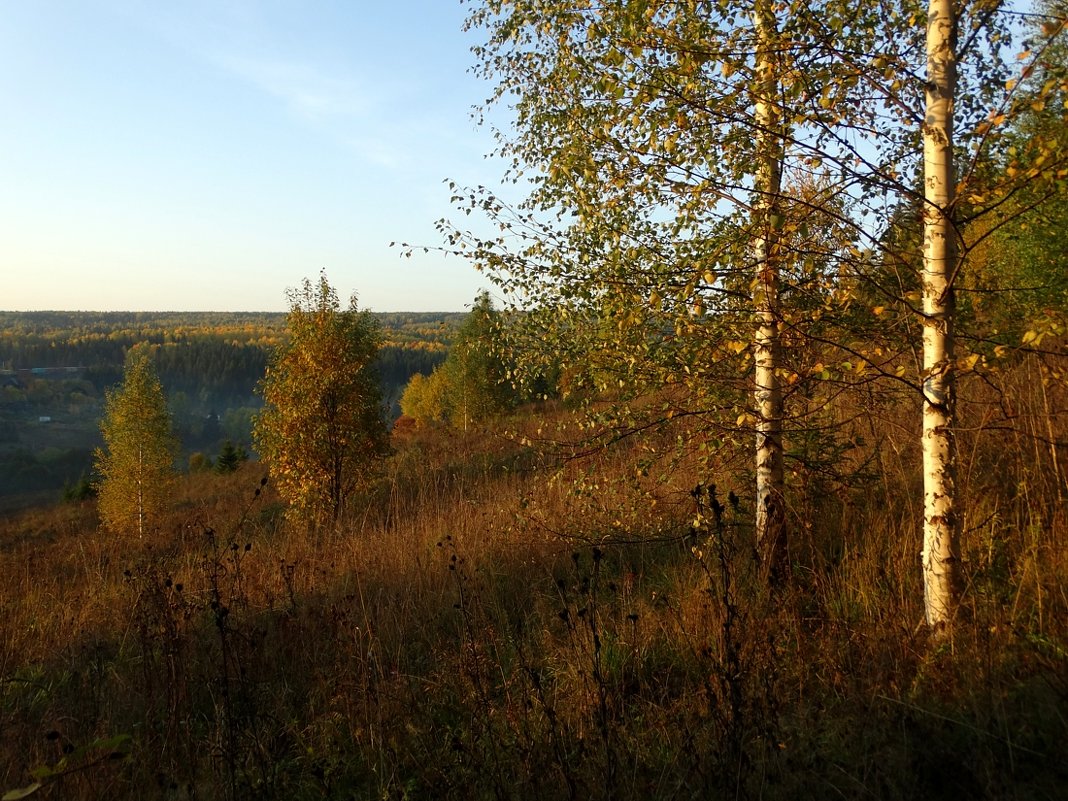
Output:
[95,349,178,537]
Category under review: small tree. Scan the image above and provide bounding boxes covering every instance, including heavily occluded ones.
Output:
[214,440,248,474]
[398,292,516,430]
[443,291,515,431]
[399,369,451,426]
[95,348,178,537]
[254,273,390,526]
[188,452,213,473]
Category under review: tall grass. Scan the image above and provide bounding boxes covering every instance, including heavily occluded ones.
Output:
[0,353,1065,799]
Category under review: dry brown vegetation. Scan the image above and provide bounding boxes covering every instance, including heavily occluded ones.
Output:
[1,354,1065,800]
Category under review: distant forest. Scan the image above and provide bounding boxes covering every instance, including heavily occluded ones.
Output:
[0,311,461,507]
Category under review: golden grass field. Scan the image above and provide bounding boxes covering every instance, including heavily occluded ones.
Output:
[1,354,1065,800]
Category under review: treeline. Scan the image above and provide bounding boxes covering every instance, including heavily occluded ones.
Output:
[0,311,458,406]
[0,311,461,507]
[399,292,543,429]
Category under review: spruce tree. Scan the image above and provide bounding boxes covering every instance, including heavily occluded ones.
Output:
[214,440,248,474]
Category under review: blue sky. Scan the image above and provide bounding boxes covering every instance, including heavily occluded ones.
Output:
[0,1,507,312]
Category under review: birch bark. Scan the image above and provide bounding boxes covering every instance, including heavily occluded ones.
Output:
[753,0,786,577]
[921,0,961,629]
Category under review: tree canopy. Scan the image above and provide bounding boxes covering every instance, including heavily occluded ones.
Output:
[400,291,518,429]
[436,0,1068,627]
[254,273,391,526]
[94,347,179,537]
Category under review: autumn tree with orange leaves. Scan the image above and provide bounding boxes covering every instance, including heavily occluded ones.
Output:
[254,273,390,526]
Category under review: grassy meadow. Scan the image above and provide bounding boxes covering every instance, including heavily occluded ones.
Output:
[0,351,1065,800]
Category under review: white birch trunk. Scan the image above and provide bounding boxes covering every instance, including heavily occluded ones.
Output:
[921,0,960,630]
[753,0,786,575]
[137,442,145,539]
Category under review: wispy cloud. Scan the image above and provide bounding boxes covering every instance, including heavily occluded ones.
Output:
[213,52,420,169]
[217,54,373,122]
[343,134,405,169]
[216,50,428,171]
[118,2,465,172]
[122,2,408,167]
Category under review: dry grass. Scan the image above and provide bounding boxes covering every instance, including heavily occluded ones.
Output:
[1,355,1066,800]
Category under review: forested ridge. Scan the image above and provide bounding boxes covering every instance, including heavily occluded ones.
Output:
[0,311,459,507]
[0,311,457,374]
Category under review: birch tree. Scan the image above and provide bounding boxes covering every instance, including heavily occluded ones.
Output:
[442,291,515,431]
[752,0,787,574]
[95,348,178,537]
[446,0,1066,619]
[449,0,839,573]
[445,0,905,573]
[254,274,390,526]
[914,0,1068,629]
[400,292,516,430]
[920,0,960,629]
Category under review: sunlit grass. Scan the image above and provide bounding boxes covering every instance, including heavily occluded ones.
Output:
[0,355,1065,799]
